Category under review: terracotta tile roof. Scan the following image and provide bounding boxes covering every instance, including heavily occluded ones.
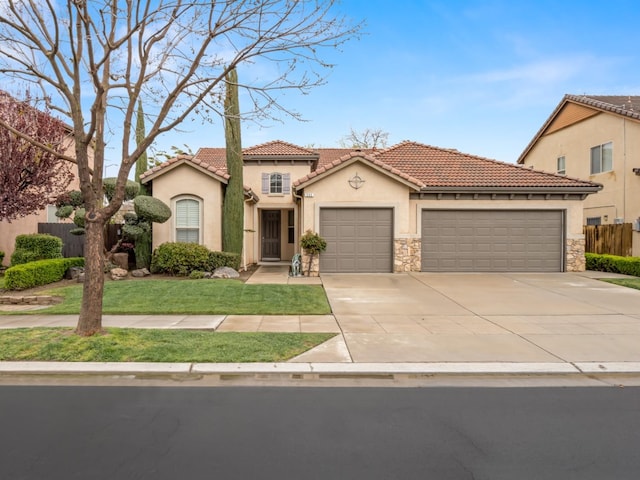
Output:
[143,140,598,192]
[294,151,425,189]
[375,141,598,189]
[139,154,229,182]
[517,94,640,164]
[243,140,316,156]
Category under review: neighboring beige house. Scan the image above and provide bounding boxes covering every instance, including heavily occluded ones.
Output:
[0,94,83,265]
[518,94,640,254]
[142,140,600,274]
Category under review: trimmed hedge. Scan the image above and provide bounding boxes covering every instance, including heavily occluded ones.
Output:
[11,234,63,266]
[4,257,85,291]
[150,242,241,276]
[586,253,640,277]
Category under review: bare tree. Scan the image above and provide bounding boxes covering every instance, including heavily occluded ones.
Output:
[0,0,361,336]
[339,128,389,149]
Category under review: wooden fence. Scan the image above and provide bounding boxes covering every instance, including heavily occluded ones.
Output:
[38,223,122,258]
[583,223,632,257]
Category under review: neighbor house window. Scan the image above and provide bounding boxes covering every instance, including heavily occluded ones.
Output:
[46,205,60,223]
[590,142,613,174]
[261,173,291,195]
[557,156,566,175]
[586,216,601,226]
[175,197,200,243]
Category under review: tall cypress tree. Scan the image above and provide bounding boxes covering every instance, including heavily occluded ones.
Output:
[222,67,244,256]
[134,100,148,195]
[133,99,151,268]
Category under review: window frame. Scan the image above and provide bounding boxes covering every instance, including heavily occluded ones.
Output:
[270,172,283,194]
[590,142,613,175]
[556,156,566,175]
[173,196,202,244]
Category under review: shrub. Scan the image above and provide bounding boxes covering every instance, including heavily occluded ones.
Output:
[0,250,4,266]
[11,234,63,266]
[189,270,206,279]
[300,230,327,254]
[150,242,212,276]
[103,177,140,202]
[134,195,172,223]
[586,253,640,276]
[4,257,85,290]
[209,251,241,271]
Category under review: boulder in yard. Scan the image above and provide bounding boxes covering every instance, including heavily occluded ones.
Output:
[131,268,151,278]
[110,267,128,280]
[212,267,240,279]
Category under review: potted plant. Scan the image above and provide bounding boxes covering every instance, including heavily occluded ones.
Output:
[299,230,327,276]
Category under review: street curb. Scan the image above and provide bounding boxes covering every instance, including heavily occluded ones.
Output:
[2,362,640,375]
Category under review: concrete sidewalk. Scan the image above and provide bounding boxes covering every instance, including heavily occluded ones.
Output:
[2,266,640,377]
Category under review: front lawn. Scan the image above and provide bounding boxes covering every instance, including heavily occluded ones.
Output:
[601,278,640,290]
[0,328,335,362]
[7,279,331,315]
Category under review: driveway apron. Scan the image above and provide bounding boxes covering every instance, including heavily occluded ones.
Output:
[316,272,640,364]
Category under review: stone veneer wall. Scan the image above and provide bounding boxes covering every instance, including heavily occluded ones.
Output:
[301,252,320,277]
[394,238,421,272]
[565,237,586,272]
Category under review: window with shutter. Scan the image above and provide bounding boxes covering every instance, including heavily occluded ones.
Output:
[175,198,200,243]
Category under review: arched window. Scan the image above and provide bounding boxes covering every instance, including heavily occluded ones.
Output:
[175,197,200,243]
[270,173,283,194]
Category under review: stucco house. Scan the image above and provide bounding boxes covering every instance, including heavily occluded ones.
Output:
[517,95,640,254]
[0,92,82,265]
[141,140,601,274]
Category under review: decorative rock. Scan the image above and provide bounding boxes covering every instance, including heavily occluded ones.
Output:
[77,272,85,283]
[212,267,240,279]
[65,266,84,280]
[110,267,129,280]
[131,268,151,277]
[112,252,129,270]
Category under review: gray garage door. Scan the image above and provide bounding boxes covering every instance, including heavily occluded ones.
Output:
[320,208,393,273]
[421,210,564,272]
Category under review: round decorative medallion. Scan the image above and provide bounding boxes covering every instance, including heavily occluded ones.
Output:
[348,172,365,189]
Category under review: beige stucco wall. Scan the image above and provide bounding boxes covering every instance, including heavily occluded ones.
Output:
[0,136,83,265]
[150,164,224,252]
[299,160,412,236]
[522,113,640,225]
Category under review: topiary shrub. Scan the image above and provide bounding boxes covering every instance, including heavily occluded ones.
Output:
[4,257,85,290]
[103,177,140,202]
[150,242,212,276]
[10,234,63,266]
[134,195,172,223]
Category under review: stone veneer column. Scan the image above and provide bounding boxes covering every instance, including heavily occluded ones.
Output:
[394,238,421,273]
[301,252,320,277]
[565,237,586,272]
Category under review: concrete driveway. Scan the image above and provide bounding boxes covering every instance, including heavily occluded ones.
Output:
[294,272,640,364]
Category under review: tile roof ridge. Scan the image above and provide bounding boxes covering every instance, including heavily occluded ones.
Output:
[243,139,315,154]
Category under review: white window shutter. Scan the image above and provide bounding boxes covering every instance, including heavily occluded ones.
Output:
[283,173,291,194]
[262,173,269,194]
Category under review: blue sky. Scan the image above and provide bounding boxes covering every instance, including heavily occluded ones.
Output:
[148,0,640,170]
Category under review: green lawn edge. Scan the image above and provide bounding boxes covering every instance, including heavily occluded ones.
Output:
[0,328,336,363]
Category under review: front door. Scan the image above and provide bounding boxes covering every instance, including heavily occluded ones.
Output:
[261,210,281,260]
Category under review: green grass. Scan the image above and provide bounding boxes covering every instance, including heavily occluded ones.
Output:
[601,278,640,290]
[0,328,335,362]
[8,279,331,315]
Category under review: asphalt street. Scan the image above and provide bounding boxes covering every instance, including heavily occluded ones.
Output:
[1,385,639,480]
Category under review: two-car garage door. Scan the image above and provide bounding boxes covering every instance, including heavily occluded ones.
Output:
[421,210,564,272]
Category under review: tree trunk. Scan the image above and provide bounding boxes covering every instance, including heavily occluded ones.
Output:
[75,219,106,336]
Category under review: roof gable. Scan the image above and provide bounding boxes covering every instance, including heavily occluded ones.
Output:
[518,94,640,164]
[294,151,425,190]
[243,140,315,156]
[140,154,229,183]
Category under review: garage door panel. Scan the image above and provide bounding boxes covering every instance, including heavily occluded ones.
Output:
[320,208,393,273]
[422,210,564,272]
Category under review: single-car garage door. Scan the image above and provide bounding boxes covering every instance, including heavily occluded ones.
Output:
[320,208,393,273]
[421,210,564,272]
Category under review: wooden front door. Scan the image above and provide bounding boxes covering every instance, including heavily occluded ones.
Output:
[261,210,281,260]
